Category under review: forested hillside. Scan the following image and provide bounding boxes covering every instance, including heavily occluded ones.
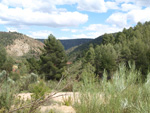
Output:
[37,38,93,50]
[74,21,150,79]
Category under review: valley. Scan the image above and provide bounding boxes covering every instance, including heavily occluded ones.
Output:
[1,21,150,113]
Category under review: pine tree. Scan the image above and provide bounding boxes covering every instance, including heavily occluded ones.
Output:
[95,44,118,76]
[40,34,67,80]
[84,44,95,65]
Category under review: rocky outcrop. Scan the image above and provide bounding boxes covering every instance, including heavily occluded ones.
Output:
[6,34,44,57]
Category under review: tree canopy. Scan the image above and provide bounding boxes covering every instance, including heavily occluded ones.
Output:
[40,34,67,80]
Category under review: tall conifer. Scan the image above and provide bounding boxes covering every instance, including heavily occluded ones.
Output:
[40,34,67,80]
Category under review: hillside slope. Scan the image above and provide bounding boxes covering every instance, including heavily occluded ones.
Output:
[37,38,93,50]
[0,32,44,57]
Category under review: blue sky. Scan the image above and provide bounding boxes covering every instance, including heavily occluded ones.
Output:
[0,0,150,39]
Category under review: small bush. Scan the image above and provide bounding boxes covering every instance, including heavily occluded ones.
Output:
[9,72,20,81]
[62,96,73,106]
[29,80,51,100]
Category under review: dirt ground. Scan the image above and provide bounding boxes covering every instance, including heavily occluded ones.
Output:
[17,92,79,113]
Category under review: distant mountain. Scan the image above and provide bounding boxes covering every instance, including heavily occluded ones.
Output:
[0,31,44,57]
[37,38,93,50]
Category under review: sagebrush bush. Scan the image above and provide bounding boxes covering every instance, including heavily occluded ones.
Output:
[74,63,150,113]
[0,70,17,112]
[17,73,38,91]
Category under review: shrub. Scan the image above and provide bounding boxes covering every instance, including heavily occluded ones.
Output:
[74,63,150,113]
[62,96,73,106]
[18,73,38,91]
[29,80,51,100]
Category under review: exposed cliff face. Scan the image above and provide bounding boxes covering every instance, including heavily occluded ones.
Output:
[0,32,44,57]
[6,39,30,56]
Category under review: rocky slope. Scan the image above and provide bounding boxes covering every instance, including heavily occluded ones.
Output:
[0,32,44,57]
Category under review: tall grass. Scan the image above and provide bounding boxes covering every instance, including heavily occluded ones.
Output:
[74,63,150,113]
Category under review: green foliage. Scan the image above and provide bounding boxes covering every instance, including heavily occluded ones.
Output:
[0,45,7,70]
[29,80,50,100]
[9,72,20,81]
[27,57,40,73]
[2,56,15,72]
[40,34,67,80]
[95,44,118,76]
[102,33,115,44]
[18,60,29,76]
[74,63,150,113]
[84,45,95,65]
[0,84,14,111]
[70,21,150,79]
[62,96,73,106]
[0,70,6,79]
[0,71,17,112]
[0,45,15,72]
[0,32,22,47]
[18,73,38,91]
[38,38,92,50]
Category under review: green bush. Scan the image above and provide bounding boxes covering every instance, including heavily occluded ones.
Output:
[29,80,51,100]
[62,96,73,106]
[18,73,38,91]
[9,72,20,81]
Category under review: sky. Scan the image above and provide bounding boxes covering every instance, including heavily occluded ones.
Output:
[0,0,150,39]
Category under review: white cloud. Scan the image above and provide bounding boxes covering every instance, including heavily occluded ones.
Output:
[85,24,122,33]
[6,27,18,32]
[106,12,128,28]
[121,3,141,11]
[61,28,78,33]
[0,3,88,27]
[61,29,70,31]
[0,0,88,27]
[115,0,150,7]
[73,24,123,39]
[107,7,150,28]
[77,0,107,13]
[127,8,150,24]
[29,30,52,39]
[72,34,93,38]
[134,0,150,7]
[72,32,105,39]
[1,0,57,13]
[71,29,78,33]
[57,36,75,40]
[105,1,119,10]
[76,0,119,13]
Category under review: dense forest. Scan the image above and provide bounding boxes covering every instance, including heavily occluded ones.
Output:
[1,21,150,112]
[69,21,150,80]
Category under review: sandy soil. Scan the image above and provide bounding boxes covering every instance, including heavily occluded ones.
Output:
[17,92,78,113]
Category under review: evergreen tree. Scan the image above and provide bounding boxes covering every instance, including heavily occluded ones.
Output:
[27,58,40,73]
[95,44,118,76]
[84,44,95,65]
[40,34,67,80]
[102,33,115,44]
